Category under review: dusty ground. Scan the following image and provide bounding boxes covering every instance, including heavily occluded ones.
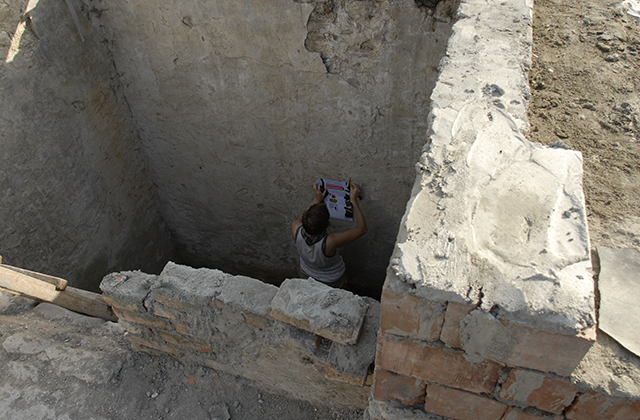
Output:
[0,293,364,420]
[527,0,640,252]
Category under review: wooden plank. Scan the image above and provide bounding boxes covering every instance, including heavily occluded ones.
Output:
[1,264,67,290]
[0,266,117,322]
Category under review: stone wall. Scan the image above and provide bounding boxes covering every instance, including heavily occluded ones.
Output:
[100,262,380,409]
[365,0,640,419]
[87,0,459,293]
[0,0,174,290]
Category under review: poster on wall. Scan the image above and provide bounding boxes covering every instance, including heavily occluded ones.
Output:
[316,178,354,221]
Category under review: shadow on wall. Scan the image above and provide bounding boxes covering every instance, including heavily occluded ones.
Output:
[129,0,462,301]
[0,0,175,291]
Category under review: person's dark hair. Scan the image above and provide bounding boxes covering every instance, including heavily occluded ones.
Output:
[302,203,330,235]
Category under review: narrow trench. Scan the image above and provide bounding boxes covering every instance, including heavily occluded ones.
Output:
[1,0,460,301]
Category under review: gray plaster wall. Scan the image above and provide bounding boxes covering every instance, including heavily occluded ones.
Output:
[0,0,174,290]
[89,0,459,293]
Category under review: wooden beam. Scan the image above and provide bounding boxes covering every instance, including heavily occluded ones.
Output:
[0,265,116,322]
[1,263,67,291]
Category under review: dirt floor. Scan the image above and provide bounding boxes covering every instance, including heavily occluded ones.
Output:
[1,2,639,420]
[0,293,364,420]
[527,0,640,252]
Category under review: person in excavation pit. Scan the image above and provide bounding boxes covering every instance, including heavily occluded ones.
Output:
[290,180,367,289]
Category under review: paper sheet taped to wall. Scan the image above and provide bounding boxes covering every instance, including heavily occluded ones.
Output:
[317,179,354,221]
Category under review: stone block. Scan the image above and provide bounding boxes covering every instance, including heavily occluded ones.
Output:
[326,297,380,386]
[214,275,278,316]
[597,246,640,357]
[100,271,161,312]
[565,391,640,420]
[461,310,596,376]
[112,307,173,331]
[423,385,508,420]
[379,287,445,341]
[376,332,503,394]
[499,368,577,414]
[157,330,213,353]
[159,262,228,305]
[372,367,426,406]
[440,301,477,348]
[270,278,369,345]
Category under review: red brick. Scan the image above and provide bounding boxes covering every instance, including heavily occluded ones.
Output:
[440,301,477,348]
[112,307,173,331]
[158,330,212,353]
[103,295,141,313]
[376,332,502,394]
[463,312,597,376]
[152,293,201,313]
[424,385,508,420]
[148,303,177,320]
[325,364,367,387]
[242,312,272,329]
[501,407,561,420]
[372,367,426,405]
[503,323,596,377]
[380,288,445,341]
[499,368,577,414]
[127,334,179,356]
[566,391,640,420]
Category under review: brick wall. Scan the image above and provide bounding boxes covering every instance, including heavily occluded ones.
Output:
[369,288,640,420]
[100,262,379,409]
[364,0,640,417]
[367,273,615,420]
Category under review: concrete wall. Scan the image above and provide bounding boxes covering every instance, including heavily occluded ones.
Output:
[89,0,459,294]
[0,0,174,290]
[100,262,380,409]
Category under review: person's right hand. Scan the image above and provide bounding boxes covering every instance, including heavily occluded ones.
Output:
[350,182,361,202]
[312,181,326,203]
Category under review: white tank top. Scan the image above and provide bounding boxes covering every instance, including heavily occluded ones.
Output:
[295,227,346,282]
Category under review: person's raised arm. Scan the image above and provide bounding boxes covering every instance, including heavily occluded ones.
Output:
[291,182,326,239]
[325,183,367,256]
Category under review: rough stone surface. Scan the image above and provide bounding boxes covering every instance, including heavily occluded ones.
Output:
[156,262,230,307]
[270,278,369,345]
[100,271,163,312]
[326,297,380,384]
[596,247,640,357]
[88,0,459,293]
[387,0,596,336]
[0,0,174,291]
